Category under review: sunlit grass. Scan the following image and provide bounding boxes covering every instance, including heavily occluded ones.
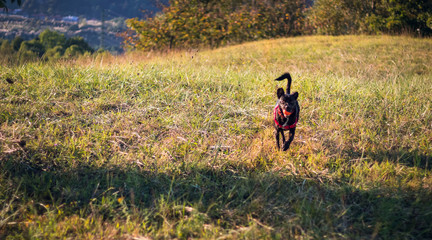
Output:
[1,35,432,239]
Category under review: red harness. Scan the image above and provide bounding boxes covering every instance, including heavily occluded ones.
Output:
[274,105,298,130]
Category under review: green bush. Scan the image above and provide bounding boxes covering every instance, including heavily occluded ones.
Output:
[12,36,24,51]
[64,44,84,58]
[19,39,45,57]
[0,39,14,55]
[43,45,64,61]
[17,49,38,63]
[65,36,94,53]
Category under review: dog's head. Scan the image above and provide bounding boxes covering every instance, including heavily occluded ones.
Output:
[276,88,298,117]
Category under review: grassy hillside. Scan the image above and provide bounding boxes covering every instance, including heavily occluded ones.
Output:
[1,35,431,239]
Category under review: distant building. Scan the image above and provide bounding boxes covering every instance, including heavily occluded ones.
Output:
[62,16,79,23]
[0,8,22,15]
[12,9,22,15]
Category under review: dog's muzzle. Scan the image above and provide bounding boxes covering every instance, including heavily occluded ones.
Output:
[283,110,292,116]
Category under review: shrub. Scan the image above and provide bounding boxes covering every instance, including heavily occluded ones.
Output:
[12,36,24,51]
[65,36,94,53]
[19,39,45,57]
[0,39,14,55]
[64,44,85,58]
[17,49,38,64]
[43,45,64,61]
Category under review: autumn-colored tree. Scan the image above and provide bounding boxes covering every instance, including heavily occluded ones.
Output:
[308,0,432,35]
[124,0,309,51]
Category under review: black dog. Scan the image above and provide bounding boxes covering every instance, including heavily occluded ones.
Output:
[273,73,300,151]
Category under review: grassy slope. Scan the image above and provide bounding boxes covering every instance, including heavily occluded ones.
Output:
[1,35,431,239]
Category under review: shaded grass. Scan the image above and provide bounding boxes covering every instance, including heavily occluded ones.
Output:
[1,35,432,239]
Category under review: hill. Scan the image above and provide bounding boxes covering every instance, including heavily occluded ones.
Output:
[1,35,432,239]
[1,0,166,52]
[0,14,126,53]
[5,0,164,19]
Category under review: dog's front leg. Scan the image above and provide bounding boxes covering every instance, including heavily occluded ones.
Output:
[275,129,281,150]
[282,128,296,151]
[281,130,286,144]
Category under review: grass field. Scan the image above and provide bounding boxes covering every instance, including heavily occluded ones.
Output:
[1,35,432,239]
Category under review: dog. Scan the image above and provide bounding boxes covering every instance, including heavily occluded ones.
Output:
[273,73,300,151]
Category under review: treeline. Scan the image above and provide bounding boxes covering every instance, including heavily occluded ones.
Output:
[0,29,93,64]
[124,0,311,50]
[310,0,432,35]
[124,0,432,51]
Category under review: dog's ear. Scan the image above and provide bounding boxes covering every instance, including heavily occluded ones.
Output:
[277,88,285,99]
[292,91,299,100]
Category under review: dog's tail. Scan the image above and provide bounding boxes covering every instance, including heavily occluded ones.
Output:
[275,73,292,94]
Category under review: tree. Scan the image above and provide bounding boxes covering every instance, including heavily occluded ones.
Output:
[373,0,432,35]
[39,29,66,50]
[308,0,432,35]
[125,0,308,51]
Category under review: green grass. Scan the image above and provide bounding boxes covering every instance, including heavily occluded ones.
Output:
[1,35,431,239]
